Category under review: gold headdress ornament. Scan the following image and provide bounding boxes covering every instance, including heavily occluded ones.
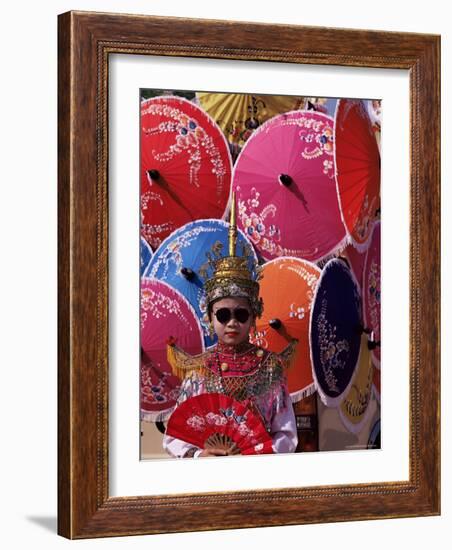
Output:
[204,193,263,317]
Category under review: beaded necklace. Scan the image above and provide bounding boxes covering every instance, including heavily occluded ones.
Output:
[210,341,266,377]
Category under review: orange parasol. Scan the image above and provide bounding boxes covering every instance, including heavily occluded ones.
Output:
[249,257,321,402]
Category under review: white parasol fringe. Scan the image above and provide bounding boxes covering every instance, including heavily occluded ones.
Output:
[315,234,350,269]
[290,383,317,405]
[347,224,374,254]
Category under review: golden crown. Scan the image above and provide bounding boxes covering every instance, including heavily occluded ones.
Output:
[204,193,263,317]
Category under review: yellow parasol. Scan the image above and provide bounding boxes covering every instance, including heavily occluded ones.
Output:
[196,92,306,150]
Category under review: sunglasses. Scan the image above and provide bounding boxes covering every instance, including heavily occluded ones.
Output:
[213,307,251,324]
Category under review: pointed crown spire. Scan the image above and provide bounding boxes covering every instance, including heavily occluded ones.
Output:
[204,193,263,317]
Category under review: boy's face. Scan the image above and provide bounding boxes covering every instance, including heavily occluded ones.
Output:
[211,296,253,346]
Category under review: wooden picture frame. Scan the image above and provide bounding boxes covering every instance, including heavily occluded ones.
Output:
[58,11,440,538]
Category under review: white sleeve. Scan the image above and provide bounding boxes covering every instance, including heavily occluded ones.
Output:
[162,434,201,458]
[270,386,298,453]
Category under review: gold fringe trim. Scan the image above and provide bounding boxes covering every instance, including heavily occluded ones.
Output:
[276,339,298,371]
[166,343,209,380]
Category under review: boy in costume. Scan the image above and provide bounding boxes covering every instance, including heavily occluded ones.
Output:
[163,195,298,457]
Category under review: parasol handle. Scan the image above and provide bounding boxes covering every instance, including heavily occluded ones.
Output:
[155,421,166,435]
[181,267,195,281]
[356,324,372,335]
[269,318,282,330]
[147,169,160,181]
[279,174,293,187]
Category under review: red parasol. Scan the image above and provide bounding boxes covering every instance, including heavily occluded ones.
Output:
[141,96,232,249]
[334,99,380,250]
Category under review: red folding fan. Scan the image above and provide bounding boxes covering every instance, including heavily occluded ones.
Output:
[166,393,273,455]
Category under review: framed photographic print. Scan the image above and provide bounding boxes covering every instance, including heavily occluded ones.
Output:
[58,11,440,538]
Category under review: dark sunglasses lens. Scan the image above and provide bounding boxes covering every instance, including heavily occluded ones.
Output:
[214,308,250,324]
[215,308,232,324]
[235,308,250,323]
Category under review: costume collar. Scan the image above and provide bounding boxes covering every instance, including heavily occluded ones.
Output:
[215,340,254,355]
[206,341,266,377]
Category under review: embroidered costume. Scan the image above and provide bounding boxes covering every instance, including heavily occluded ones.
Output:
[163,193,298,457]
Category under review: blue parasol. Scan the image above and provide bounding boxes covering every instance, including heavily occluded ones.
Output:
[145,219,258,347]
[140,236,153,277]
[309,258,362,407]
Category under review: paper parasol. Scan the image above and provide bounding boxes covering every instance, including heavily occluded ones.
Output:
[140,96,232,248]
[338,333,374,433]
[309,258,362,407]
[334,99,380,250]
[250,256,321,402]
[196,91,306,149]
[140,236,153,277]
[145,218,258,348]
[233,110,346,262]
[140,279,204,421]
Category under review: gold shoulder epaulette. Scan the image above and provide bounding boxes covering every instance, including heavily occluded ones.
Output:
[166,342,209,380]
[275,339,299,370]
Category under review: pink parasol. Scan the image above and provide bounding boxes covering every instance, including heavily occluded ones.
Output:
[140,278,204,422]
[233,110,346,262]
[334,99,380,250]
[140,96,232,249]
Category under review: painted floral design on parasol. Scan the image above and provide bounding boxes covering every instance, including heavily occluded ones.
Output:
[362,221,381,367]
[338,333,374,433]
[166,393,274,455]
[366,99,382,151]
[145,219,258,348]
[249,257,321,403]
[309,258,362,407]
[233,110,346,262]
[140,96,232,249]
[140,279,204,422]
[334,99,381,250]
